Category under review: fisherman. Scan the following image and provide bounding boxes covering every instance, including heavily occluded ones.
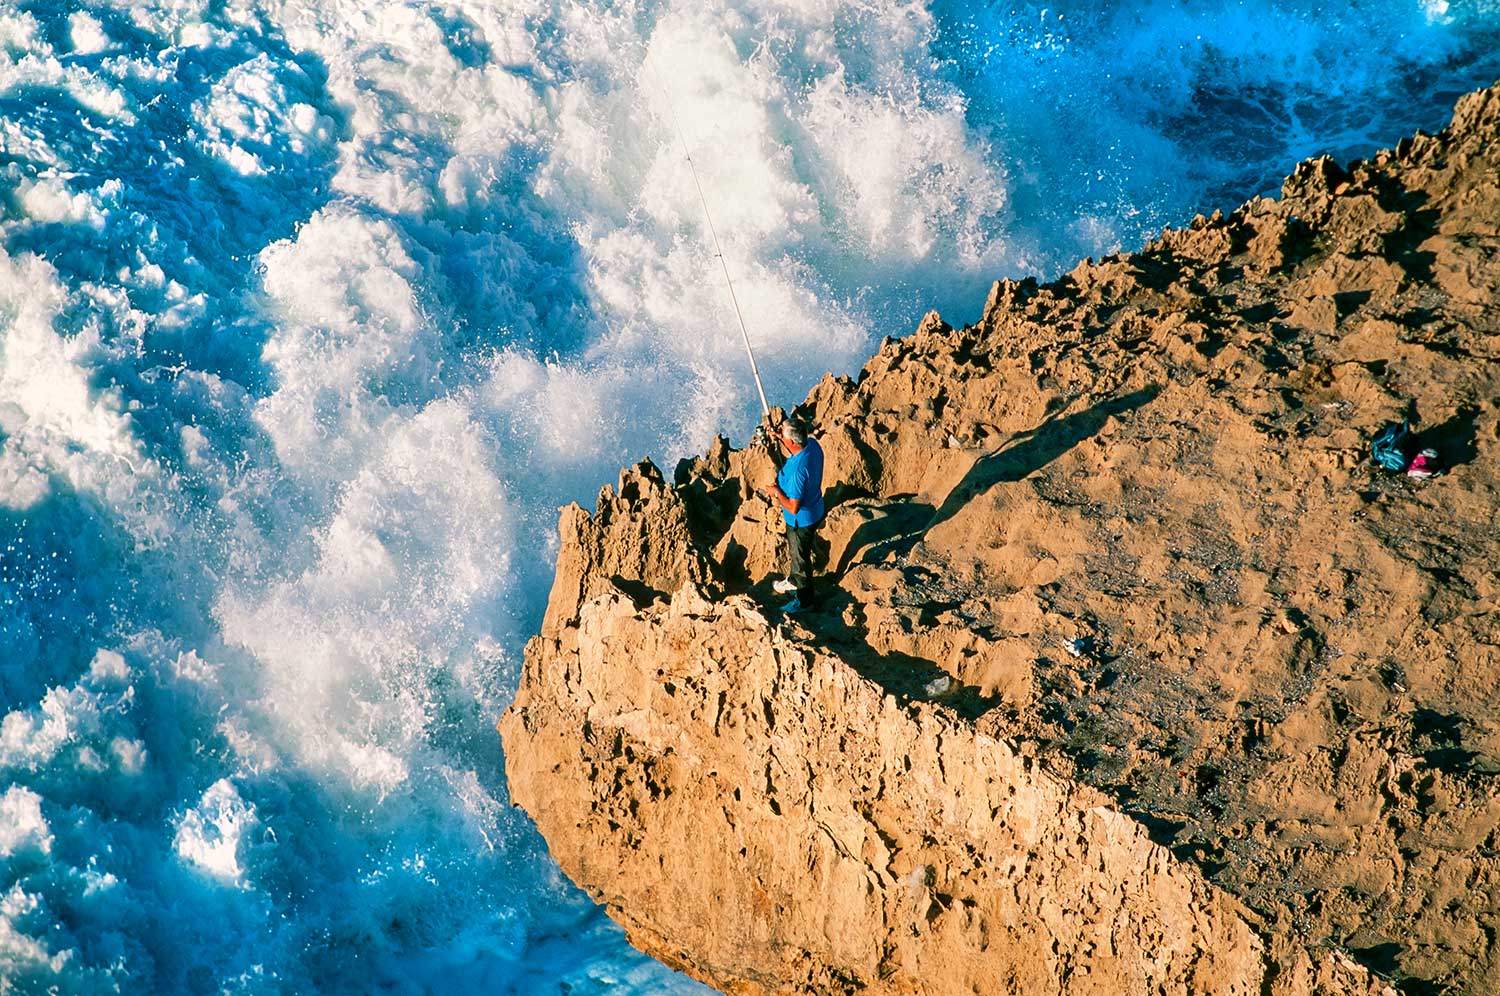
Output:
[762,417,825,614]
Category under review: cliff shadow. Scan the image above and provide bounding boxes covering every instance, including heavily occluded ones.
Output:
[926,386,1161,535]
[835,497,936,573]
[819,387,1161,579]
[1367,173,1441,286]
[789,586,1001,722]
[1416,405,1479,470]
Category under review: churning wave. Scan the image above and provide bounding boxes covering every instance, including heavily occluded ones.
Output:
[1,1,1497,992]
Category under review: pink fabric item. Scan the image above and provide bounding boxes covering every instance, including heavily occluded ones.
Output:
[1406,449,1439,479]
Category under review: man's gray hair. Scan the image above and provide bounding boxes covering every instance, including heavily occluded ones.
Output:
[780,418,808,444]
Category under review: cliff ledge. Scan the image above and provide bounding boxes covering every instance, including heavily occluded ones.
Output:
[502,84,1500,995]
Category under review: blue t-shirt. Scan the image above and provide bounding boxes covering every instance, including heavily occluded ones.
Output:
[776,438,825,528]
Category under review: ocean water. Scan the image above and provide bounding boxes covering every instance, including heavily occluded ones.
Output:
[1,1,1496,993]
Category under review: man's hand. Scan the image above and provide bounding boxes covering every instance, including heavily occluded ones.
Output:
[763,484,800,515]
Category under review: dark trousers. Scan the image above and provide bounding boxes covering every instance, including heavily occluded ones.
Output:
[787,522,819,602]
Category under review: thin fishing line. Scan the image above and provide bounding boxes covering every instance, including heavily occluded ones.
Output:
[643,52,772,418]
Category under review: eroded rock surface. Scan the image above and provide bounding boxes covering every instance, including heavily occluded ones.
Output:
[502,85,1500,995]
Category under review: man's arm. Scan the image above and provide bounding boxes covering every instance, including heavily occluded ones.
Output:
[764,484,800,514]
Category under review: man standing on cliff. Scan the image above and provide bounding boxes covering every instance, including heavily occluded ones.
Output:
[763,417,824,614]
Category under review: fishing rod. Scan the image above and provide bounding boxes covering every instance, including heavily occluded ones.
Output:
[643,53,772,419]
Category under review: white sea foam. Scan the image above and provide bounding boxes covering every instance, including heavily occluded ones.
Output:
[0,787,52,857]
[0,250,145,511]
[174,779,257,882]
[195,54,323,176]
[67,11,110,54]
[2,1,1497,993]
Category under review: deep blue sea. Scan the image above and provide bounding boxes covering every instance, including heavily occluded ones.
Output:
[1,2,1497,992]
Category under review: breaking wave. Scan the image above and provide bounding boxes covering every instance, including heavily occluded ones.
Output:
[1,1,1496,992]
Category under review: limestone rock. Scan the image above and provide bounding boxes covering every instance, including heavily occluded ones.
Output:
[503,84,1500,995]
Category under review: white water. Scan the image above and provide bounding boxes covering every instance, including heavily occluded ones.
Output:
[1,1,1496,992]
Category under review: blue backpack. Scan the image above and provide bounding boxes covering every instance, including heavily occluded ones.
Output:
[1371,421,1411,472]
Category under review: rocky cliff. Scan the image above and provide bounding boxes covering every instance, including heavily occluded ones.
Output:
[501,84,1500,995]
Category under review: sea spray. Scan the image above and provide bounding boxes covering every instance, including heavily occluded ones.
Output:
[2,1,1498,992]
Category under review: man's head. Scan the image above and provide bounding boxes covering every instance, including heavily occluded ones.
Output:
[779,418,808,447]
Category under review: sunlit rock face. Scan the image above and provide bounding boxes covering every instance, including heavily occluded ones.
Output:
[4,0,1499,991]
[504,85,1500,996]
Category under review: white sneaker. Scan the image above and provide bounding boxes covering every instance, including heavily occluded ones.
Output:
[772,579,798,594]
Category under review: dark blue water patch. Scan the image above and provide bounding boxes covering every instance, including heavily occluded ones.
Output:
[0,473,232,717]
[926,0,1500,272]
[403,166,596,373]
[0,479,141,701]
[1164,47,1500,207]
[425,5,496,70]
